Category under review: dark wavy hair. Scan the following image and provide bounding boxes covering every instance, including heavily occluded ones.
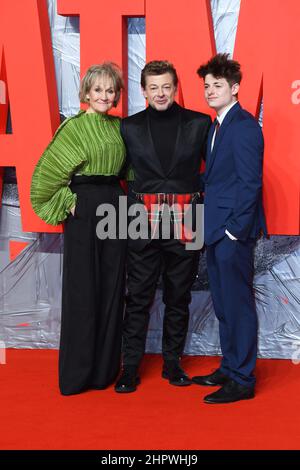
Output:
[197,53,242,86]
[141,60,178,89]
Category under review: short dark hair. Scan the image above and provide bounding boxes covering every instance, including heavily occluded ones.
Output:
[197,53,242,86]
[141,60,178,89]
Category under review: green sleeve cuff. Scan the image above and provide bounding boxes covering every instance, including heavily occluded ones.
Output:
[126,167,135,182]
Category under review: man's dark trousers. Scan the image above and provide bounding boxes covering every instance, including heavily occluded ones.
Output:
[123,237,200,365]
[206,235,257,386]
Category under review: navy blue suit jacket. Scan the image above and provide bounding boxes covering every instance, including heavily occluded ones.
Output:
[204,102,267,245]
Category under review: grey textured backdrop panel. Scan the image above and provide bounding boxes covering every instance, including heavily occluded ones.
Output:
[0,0,299,359]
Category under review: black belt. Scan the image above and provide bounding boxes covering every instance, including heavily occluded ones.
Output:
[71,175,120,185]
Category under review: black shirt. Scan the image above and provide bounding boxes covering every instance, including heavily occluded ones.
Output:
[148,102,180,174]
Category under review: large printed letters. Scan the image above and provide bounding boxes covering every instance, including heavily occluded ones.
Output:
[234,0,300,234]
[0,0,60,232]
[0,0,299,234]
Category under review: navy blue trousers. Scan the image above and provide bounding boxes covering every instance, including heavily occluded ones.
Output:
[206,236,257,387]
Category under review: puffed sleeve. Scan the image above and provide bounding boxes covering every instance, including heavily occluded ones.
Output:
[30,116,87,226]
[120,119,135,182]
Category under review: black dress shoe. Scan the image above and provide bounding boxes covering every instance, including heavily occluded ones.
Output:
[114,366,140,393]
[204,379,255,404]
[162,361,192,386]
[192,369,229,386]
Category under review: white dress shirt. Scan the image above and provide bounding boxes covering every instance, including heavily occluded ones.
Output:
[211,101,238,151]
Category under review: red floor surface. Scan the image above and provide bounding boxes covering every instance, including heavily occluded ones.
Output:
[0,350,299,450]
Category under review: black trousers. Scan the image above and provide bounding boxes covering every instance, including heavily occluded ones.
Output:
[122,238,200,366]
[59,178,127,395]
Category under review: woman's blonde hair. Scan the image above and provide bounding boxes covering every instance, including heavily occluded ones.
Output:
[79,62,124,107]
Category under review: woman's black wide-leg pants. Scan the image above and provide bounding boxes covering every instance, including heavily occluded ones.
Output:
[59,177,126,395]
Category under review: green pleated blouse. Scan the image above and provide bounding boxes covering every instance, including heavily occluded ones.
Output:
[30,110,126,226]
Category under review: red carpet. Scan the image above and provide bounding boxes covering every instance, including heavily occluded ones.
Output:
[0,350,299,450]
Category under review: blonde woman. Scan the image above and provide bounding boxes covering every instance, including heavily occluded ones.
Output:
[31,63,126,395]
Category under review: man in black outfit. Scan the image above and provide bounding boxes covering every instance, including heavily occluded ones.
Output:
[115,61,211,393]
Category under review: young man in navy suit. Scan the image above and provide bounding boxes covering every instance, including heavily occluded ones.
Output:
[193,53,267,403]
